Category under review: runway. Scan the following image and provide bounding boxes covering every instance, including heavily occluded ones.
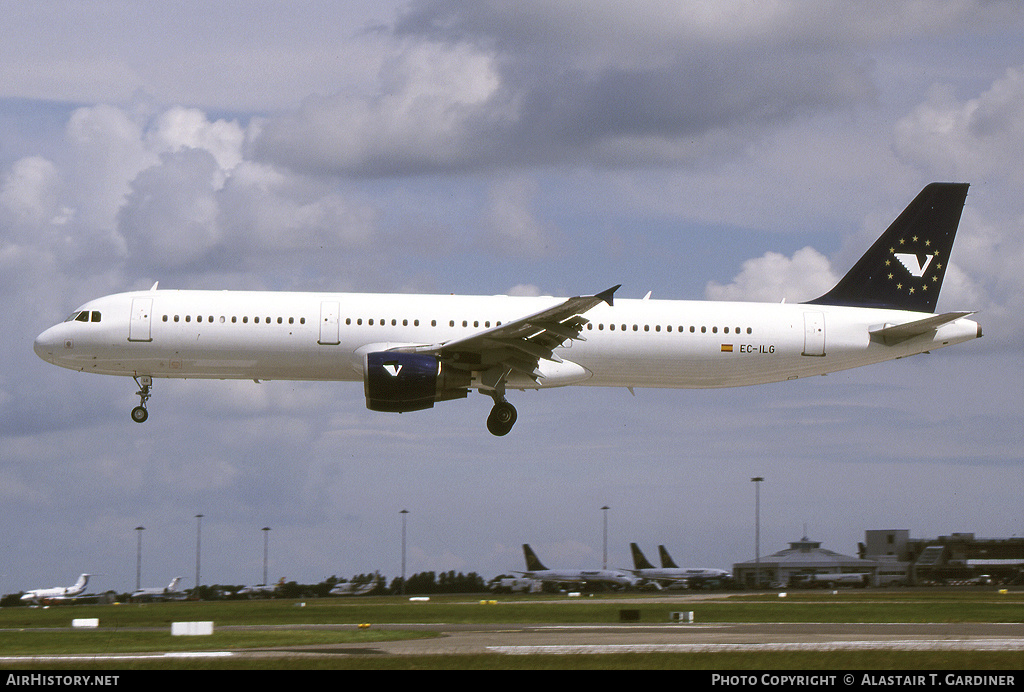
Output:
[1,621,1021,663]
[239,621,1024,658]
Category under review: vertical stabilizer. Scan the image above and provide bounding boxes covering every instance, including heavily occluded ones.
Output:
[631,543,656,570]
[522,544,548,572]
[808,183,969,312]
[70,574,90,594]
[658,545,679,569]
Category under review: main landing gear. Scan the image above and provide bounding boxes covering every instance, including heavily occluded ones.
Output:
[131,375,152,423]
[486,395,518,437]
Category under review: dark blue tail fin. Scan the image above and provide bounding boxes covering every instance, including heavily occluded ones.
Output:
[807,183,969,312]
[523,544,548,572]
[631,543,655,570]
[658,545,679,569]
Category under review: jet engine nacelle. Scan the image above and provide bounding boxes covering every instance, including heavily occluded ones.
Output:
[363,351,470,413]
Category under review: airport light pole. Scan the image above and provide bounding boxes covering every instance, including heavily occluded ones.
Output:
[134,526,145,591]
[751,477,764,589]
[399,510,409,596]
[261,527,271,586]
[601,506,610,570]
[194,514,203,598]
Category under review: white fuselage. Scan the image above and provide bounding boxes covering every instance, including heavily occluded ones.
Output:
[34,288,982,390]
[636,567,731,583]
[20,574,90,603]
[523,569,637,587]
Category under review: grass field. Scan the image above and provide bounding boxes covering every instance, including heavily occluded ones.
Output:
[0,590,1021,669]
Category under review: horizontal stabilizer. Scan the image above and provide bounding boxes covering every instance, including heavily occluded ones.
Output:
[869,312,974,345]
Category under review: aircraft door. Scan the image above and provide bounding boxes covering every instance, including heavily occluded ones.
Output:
[318,301,340,345]
[802,311,825,357]
[128,298,153,342]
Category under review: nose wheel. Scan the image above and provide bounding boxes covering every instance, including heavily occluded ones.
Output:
[486,399,517,436]
[131,376,152,423]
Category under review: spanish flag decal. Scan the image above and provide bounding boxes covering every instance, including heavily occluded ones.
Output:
[721,344,733,353]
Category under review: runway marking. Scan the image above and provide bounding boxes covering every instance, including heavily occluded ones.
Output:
[536,624,728,629]
[0,652,234,662]
[489,639,1024,655]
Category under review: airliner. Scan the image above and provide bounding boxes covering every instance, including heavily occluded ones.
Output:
[517,544,638,589]
[629,543,731,589]
[20,573,91,604]
[33,183,981,435]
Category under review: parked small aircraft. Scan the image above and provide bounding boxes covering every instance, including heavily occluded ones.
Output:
[130,576,186,601]
[20,574,91,604]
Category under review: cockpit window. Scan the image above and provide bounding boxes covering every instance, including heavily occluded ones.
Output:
[65,310,101,323]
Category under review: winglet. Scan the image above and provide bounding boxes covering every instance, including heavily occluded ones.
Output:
[596,284,621,307]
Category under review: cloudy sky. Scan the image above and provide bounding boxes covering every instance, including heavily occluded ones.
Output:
[1,1,1022,594]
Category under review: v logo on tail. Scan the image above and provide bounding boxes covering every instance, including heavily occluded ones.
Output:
[894,253,934,278]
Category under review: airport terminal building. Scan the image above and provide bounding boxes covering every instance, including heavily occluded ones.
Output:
[732,530,1024,588]
[859,530,1024,586]
[733,536,876,588]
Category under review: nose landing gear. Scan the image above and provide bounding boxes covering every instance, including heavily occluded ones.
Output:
[131,375,152,423]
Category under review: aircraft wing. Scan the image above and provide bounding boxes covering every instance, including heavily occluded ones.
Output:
[415,285,620,382]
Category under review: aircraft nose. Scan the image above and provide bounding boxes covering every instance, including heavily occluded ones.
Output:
[33,333,47,361]
[34,326,60,362]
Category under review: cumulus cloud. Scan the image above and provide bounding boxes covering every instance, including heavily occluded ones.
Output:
[118,149,378,271]
[250,0,903,177]
[118,148,224,267]
[705,246,838,303]
[216,162,376,254]
[484,177,558,257]
[0,157,61,230]
[505,283,543,297]
[252,40,507,176]
[895,67,1024,186]
[894,65,1024,336]
[393,0,1006,56]
[0,157,75,297]
[146,107,246,172]
[0,103,382,284]
[704,59,1024,329]
[65,104,156,233]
